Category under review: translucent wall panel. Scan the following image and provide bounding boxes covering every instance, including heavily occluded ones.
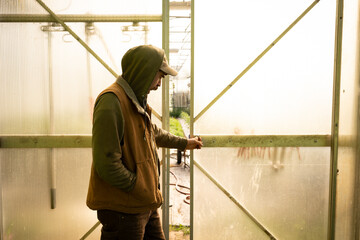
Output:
[0,0,164,238]
[194,0,337,239]
[195,0,336,135]
[194,166,269,240]
[0,23,50,134]
[194,148,330,239]
[0,21,163,134]
[0,149,101,240]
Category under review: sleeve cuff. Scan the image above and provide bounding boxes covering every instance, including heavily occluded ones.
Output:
[179,137,188,151]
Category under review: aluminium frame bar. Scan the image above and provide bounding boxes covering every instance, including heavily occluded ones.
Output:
[190,0,195,239]
[194,0,320,122]
[355,88,360,240]
[161,0,171,238]
[354,2,360,238]
[0,135,92,148]
[328,0,344,239]
[0,14,162,22]
[0,137,2,240]
[202,135,331,147]
[0,135,334,148]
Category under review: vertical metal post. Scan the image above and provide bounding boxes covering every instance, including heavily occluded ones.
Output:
[162,0,170,239]
[190,0,195,239]
[355,93,360,240]
[328,0,344,239]
[353,1,360,238]
[0,152,3,240]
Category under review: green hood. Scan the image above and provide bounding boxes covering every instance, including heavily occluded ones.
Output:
[121,45,164,105]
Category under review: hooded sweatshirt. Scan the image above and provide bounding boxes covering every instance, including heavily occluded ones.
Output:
[87,45,187,213]
[121,45,163,105]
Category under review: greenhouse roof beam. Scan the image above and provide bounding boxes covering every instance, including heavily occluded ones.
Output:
[328,0,344,238]
[0,14,162,22]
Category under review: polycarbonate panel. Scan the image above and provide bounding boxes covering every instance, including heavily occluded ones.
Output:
[194,147,330,239]
[0,148,101,240]
[335,0,360,239]
[0,0,47,14]
[0,23,49,134]
[0,22,96,134]
[0,1,164,238]
[194,0,336,135]
[194,166,269,240]
[0,0,161,15]
[48,23,93,134]
[0,21,163,134]
[194,0,336,238]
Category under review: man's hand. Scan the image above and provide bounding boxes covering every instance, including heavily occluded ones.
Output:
[185,136,203,150]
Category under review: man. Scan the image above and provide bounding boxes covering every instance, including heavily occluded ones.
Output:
[87,45,202,240]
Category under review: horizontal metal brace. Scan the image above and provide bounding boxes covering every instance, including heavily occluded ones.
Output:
[1,134,353,149]
[1,134,354,149]
[168,31,191,33]
[0,14,162,23]
[202,134,332,147]
[170,16,191,19]
[0,135,92,148]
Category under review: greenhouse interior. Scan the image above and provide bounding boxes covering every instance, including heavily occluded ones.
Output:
[1,0,360,239]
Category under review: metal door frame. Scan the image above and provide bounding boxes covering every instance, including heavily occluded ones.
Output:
[189,0,348,239]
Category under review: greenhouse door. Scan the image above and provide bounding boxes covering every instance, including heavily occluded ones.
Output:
[190,0,360,239]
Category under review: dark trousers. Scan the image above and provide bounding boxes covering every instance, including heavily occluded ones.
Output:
[97,209,166,240]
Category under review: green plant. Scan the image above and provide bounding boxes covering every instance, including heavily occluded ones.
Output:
[179,111,190,125]
[170,107,183,118]
[170,224,190,235]
[170,117,185,137]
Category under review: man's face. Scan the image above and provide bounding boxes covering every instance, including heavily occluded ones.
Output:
[148,70,166,92]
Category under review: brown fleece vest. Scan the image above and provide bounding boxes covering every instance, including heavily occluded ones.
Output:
[87,82,162,213]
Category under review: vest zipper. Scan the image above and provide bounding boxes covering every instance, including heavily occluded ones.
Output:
[143,98,160,195]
